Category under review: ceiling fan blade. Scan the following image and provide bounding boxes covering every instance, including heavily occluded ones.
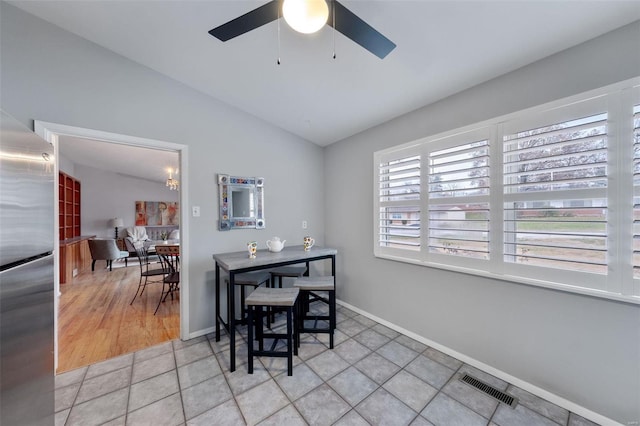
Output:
[328,0,396,59]
[209,1,280,42]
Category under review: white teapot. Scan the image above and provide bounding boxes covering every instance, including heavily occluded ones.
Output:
[266,237,286,252]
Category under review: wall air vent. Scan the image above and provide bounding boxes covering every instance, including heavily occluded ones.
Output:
[459,374,518,408]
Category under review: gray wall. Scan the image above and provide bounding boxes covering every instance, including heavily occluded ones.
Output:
[1,3,325,335]
[3,0,638,422]
[71,164,179,239]
[324,22,640,424]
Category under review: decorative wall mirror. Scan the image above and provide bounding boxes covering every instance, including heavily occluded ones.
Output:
[218,174,265,231]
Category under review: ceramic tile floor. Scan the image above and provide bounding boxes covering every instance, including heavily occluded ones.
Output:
[55,303,601,426]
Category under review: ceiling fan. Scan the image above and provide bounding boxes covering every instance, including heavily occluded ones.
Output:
[208,0,396,59]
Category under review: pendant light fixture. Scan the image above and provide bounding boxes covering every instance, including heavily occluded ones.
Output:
[282,0,329,34]
[166,168,179,191]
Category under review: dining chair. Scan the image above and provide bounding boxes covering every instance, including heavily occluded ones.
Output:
[154,245,180,315]
[87,239,129,271]
[127,240,166,305]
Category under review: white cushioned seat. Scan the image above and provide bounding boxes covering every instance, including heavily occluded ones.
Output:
[126,226,150,242]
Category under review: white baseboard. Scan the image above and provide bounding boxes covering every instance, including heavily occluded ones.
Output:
[186,326,216,340]
[335,299,621,426]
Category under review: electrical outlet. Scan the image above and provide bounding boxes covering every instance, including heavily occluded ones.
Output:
[302,220,308,229]
[192,206,201,217]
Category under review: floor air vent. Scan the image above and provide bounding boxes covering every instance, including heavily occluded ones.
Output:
[459,374,518,408]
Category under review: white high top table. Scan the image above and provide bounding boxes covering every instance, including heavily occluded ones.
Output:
[213,245,337,372]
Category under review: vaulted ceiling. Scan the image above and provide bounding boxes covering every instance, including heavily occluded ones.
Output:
[10,1,640,183]
[12,1,640,147]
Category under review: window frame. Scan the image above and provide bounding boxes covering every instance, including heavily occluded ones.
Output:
[373,77,640,305]
[501,95,610,290]
[374,143,422,262]
[423,126,495,271]
[628,86,640,297]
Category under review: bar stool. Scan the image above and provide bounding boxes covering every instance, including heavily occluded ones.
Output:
[293,276,336,349]
[246,287,299,376]
[226,271,271,325]
[268,265,307,322]
[269,265,307,288]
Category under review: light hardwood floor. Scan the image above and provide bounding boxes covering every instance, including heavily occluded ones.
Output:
[57,259,180,373]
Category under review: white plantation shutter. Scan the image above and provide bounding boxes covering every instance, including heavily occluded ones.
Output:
[374,79,639,302]
[503,113,608,193]
[503,107,608,278]
[428,139,490,260]
[379,156,420,203]
[375,147,421,258]
[633,104,640,280]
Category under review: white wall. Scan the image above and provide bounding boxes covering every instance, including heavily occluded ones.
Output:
[71,164,179,239]
[324,21,640,424]
[0,3,325,335]
[58,153,75,176]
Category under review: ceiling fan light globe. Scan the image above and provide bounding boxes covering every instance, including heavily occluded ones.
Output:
[282,0,329,34]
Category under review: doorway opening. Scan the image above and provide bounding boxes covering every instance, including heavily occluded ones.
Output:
[35,120,189,373]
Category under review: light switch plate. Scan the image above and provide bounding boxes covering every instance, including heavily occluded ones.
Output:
[192,206,200,217]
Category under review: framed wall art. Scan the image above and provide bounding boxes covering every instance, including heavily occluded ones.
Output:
[135,201,179,226]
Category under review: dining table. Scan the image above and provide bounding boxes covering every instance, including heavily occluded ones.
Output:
[213,245,337,372]
[144,239,180,254]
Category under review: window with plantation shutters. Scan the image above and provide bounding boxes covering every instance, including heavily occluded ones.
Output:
[374,78,640,303]
[375,150,421,256]
[428,139,490,260]
[503,110,608,275]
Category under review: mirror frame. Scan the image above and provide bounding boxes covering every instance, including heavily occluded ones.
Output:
[218,174,265,231]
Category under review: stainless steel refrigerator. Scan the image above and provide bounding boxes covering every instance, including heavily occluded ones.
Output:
[0,110,55,425]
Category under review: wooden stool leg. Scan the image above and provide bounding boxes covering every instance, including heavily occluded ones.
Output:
[247,304,254,374]
[257,306,264,351]
[304,291,310,314]
[293,301,299,356]
[240,285,246,323]
[267,278,275,324]
[296,294,302,348]
[265,283,272,328]
[226,279,232,332]
[329,289,336,349]
[215,275,220,340]
[286,306,293,376]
